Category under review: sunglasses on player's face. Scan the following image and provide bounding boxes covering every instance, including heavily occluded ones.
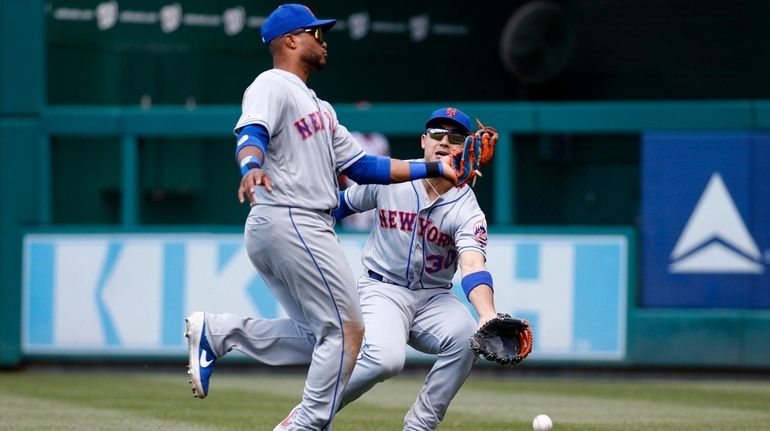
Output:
[290,27,325,44]
[426,128,467,145]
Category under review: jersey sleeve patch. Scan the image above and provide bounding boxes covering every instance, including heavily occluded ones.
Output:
[473,219,488,247]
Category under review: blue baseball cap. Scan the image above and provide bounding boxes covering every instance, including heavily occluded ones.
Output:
[261,4,336,44]
[425,107,472,134]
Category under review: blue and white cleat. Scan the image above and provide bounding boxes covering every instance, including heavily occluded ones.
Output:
[185,311,217,399]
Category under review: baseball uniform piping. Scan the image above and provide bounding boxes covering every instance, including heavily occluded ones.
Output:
[288,207,345,428]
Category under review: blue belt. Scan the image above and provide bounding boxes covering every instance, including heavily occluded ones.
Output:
[368,270,405,287]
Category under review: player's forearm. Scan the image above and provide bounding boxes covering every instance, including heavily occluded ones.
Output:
[235,124,268,176]
[468,285,496,320]
[343,156,444,185]
[459,251,495,309]
[236,146,263,163]
[390,159,443,183]
[237,146,265,176]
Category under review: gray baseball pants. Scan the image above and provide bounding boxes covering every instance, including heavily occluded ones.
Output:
[338,277,478,431]
[204,205,362,431]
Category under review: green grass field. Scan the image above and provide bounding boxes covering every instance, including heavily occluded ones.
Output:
[1,368,769,430]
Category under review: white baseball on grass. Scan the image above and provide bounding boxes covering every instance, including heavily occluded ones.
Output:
[532,414,553,431]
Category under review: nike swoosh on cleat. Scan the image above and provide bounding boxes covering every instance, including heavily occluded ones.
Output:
[200,350,214,367]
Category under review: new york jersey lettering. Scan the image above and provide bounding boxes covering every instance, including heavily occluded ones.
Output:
[377,209,454,248]
[293,111,330,140]
[399,212,417,231]
[294,118,313,140]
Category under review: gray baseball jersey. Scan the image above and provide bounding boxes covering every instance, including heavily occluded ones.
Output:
[342,165,488,288]
[337,173,488,430]
[235,68,365,211]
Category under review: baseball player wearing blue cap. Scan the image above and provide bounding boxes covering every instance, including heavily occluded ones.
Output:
[331,106,499,430]
[183,5,459,431]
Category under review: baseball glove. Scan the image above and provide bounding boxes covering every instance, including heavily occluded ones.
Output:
[470,313,533,365]
[473,119,498,166]
[450,119,499,187]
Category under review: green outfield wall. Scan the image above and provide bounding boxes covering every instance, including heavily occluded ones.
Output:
[2,0,770,369]
[3,102,770,369]
[44,1,770,103]
[0,0,45,367]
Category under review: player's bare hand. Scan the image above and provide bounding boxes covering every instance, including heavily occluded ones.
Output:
[438,155,458,185]
[238,168,273,205]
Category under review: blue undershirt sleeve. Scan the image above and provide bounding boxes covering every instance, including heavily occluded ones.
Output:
[235,124,269,160]
[342,155,392,185]
[332,191,356,220]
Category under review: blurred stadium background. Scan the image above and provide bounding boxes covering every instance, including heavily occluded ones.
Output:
[2,0,769,397]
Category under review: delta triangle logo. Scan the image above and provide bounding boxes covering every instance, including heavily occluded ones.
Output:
[669,172,764,274]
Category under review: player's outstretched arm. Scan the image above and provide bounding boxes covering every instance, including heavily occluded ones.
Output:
[342,155,457,185]
[463,250,532,365]
[459,251,497,327]
[389,157,457,184]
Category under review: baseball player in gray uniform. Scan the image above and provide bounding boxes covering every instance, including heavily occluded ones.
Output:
[332,107,499,430]
[183,5,458,431]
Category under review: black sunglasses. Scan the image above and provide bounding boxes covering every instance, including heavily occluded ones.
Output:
[426,128,467,145]
[289,27,325,44]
